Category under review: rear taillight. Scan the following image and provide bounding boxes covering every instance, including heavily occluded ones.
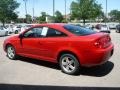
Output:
[107,35,111,42]
[94,40,102,48]
[94,35,111,48]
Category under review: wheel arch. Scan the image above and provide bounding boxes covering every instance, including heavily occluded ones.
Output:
[5,43,14,52]
[57,50,81,65]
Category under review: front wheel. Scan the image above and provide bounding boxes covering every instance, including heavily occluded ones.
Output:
[6,45,17,60]
[59,54,80,75]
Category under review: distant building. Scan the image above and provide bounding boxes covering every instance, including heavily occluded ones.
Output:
[46,15,54,23]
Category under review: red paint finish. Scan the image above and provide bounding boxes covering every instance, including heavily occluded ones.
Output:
[3,24,114,67]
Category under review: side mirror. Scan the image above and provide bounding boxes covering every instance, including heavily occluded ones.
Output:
[19,34,23,39]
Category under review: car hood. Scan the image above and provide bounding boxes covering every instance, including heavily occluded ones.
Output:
[6,34,19,40]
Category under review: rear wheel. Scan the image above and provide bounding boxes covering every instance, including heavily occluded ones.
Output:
[6,45,17,60]
[59,54,80,75]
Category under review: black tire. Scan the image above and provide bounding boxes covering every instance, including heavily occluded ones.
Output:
[59,54,80,75]
[6,45,18,60]
[15,30,18,34]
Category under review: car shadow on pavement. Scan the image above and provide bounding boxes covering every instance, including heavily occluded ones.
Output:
[80,61,114,77]
[18,56,114,77]
[18,56,60,70]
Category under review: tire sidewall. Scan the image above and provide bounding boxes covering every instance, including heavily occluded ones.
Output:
[59,54,80,75]
[7,45,16,60]
[15,30,18,34]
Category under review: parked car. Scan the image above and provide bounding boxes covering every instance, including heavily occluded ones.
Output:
[95,24,101,30]
[20,24,35,33]
[109,24,116,29]
[13,25,21,34]
[7,24,21,34]
[3,24,114,75]
[0,26,9,36]
[100,25,111,33]
[116,24,120,33]
[95,24,110,33]
[84,24,92,29]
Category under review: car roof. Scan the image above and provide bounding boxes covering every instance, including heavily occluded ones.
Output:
[22,23,75,36]
[32,23,66,27]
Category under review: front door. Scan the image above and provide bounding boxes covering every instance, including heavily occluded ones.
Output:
[18,27,43,58]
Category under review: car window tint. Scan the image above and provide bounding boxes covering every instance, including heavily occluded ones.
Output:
[64,25,96,36]
[24,29,36,38]
[46,28,67,37]
[24,27,43,38]
[34,27,43,37]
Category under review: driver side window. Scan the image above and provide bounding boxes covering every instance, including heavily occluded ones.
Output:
[24,29,36,38]
[23,27,43,38]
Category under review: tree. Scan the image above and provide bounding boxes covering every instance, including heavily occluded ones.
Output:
[26,14,32,23]
[54,11,63,23]
[70,0,102,25]
[40,12,46,22]
[97,11,106,22]
[36,12,46,23]
[109,10,120,22]
[0,0,20,26]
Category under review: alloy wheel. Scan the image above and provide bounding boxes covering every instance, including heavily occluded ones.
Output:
[7,46,15,59]
[61,56,75,73]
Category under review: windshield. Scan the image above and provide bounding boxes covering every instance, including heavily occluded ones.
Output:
[63,25,96,36]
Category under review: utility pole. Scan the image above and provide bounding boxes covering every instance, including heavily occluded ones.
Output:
[32,0,35,22]
[65,0,67,22]
[53,0,55,17]
[23,0,28,23]
[32,8,34,21]
[105,0,108,25]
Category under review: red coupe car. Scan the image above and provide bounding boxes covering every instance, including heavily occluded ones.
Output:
[3,24,114,75]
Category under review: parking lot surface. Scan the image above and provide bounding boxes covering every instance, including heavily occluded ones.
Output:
[0,31,120,87]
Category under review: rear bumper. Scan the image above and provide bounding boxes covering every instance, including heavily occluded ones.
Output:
[79,44,114,67]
